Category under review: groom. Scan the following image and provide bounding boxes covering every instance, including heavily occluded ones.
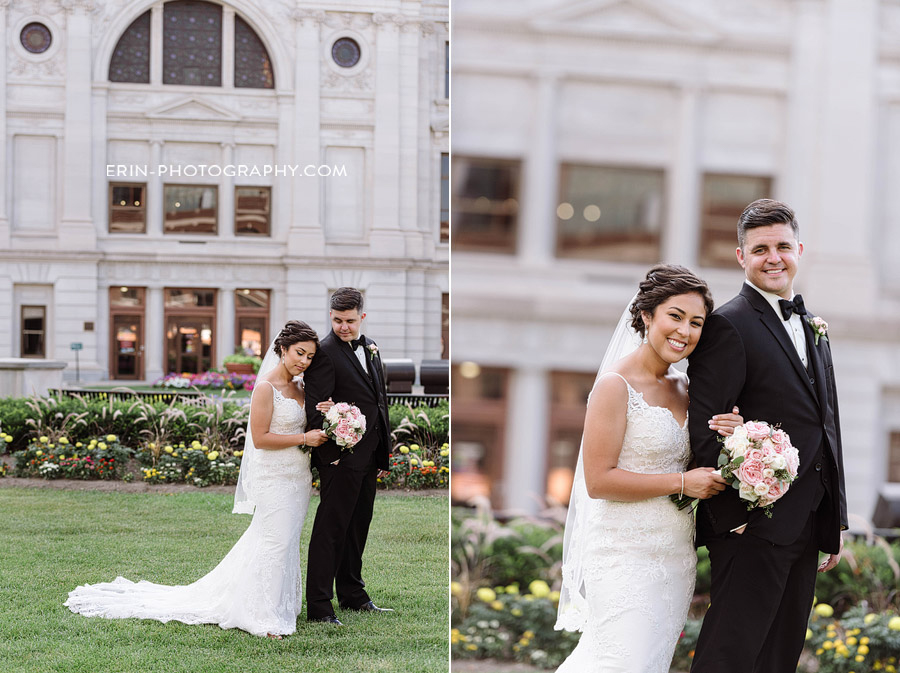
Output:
[687,199,847,672]
[303,287,393,624]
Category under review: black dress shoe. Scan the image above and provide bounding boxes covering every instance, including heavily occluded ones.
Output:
[308,615,344,625]
[342,600,394,613]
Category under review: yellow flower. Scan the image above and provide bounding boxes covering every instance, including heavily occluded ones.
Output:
[39,436,48,443]
[59,454,65,460]
[861,637,870,645]
[823,641,834,650]
[857,656,866,662]
[410,444,420,451]
[191,440,201,449]
[47,444,54,449]
[865,614,878,625]
[490,600,504,611]
[106,434,116,442]
[440,449,449,457]
[549,590,561,603]
[815,603,834,618]
[59,437,69,445]
[511,608,523,617]
[450,581,462,597]
[410,459,418,466]
[234,450,243,457]
[164,446,174,453]
[505,585,519,595]
[475,587,496,603]
[75,441,82,448]
[35,450,43,456]
[889,616,900,631]
[529,580,551,599]
[399,446,409,454]
[98,442,107,450]
[806,628,813,640]
[173,452,179,457]
[847,637,858,646]
[860,646,870,655]
[207,451,219,461]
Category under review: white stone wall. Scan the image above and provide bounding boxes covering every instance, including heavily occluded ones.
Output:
[0,0,449,381]
[452,0,900,522]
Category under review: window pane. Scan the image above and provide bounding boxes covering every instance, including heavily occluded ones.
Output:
[237,316,266,356]
[235,186,270,235]
[235,288,269,309]
[164,185,217,234]
[109,11,150,83]
[163,1,222,87]
[110,286,145,308]
[165,288,215,308]
[556,164,664,263]
[234,16,274,89]
[109,183,146,233]
[699,174,773,268]
[440,154,449,243]
[451,157,520,253]
[21,306,45,358]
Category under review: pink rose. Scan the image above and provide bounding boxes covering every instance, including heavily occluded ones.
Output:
[737,459,765,486]
[743,421,771,441]
[766,479,788,503]
[770,429,790,451]
[784,447,800,477]
[745,448,764,463]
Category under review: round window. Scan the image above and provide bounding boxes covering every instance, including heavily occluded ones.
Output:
[21,23,52,54]
[332,37,361,68]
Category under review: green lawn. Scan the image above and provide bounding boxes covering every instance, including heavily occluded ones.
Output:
[0,489,449,673]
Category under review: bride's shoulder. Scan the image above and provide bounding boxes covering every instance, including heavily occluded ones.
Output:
[590,371,630,401]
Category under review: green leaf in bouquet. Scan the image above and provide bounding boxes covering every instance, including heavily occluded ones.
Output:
[717,453,728,467]
[732,455,745,466]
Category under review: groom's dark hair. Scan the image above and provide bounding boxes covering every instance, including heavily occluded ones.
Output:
[737,199,799,249]
[330,287,364,313]
[630,264,714,339]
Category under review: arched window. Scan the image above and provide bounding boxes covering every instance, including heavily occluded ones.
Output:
[108,1,274,90]
[109,11,150,83]
[234,15,274,89]
[163,1,222,86]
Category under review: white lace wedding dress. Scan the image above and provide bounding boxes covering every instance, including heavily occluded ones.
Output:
[556,373,696,673]
[64,382,312,637]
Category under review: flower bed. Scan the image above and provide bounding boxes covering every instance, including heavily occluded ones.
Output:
[154,371,255,391]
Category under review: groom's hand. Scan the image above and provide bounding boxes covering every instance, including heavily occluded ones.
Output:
[818,536,844,573]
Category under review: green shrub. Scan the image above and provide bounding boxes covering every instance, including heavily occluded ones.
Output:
[813,538,900,615]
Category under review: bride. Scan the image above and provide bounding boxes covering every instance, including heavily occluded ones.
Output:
[554,265,741,672]
[65,320,331,639]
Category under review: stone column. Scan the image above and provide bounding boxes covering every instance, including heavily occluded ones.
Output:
[59,2,96,250]
[218,287,235,364]
[663,85,700,266]
[147,140,164,236]
[0,1,10,249]
[146,286,164,381]
[370,14,404,257]
[502,367,549,514]
[519,72,558,266]
[288,10,325,255]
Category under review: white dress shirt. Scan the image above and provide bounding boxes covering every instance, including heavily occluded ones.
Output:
[352,338,369,375]
[745,281,808,368]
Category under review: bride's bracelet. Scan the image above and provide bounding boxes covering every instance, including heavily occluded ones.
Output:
[679,473,684,499]
[300,432,307,449]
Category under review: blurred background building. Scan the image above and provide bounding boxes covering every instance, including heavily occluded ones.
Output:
[0,0,449,383]
[451,0,900,524]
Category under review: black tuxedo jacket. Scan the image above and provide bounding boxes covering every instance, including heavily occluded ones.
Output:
[687,284,847,553]
[304,331,391,471]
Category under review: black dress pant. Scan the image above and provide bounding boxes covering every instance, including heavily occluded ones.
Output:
[691,510,820,673]
[305,452,377,619]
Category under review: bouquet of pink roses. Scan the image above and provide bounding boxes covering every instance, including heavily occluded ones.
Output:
[322,402,366,453]
[716,420,799,517]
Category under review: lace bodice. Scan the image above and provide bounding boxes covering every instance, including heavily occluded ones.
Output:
[265,383,307,435]
[615,376,691,474]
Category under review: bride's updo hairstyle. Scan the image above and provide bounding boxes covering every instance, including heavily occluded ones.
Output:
[629,264,714,339]
[273,320,319,356]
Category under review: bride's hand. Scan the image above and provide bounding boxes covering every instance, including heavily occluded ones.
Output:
[708,406,743,436]
[315,398,335,413]
[682,467,728,499]
[303,429,328,447]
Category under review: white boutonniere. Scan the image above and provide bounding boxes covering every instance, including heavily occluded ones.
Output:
[808,316,828,345]
[367,344,378,360]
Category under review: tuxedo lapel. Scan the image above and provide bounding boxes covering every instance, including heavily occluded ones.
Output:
[802,316,827,413]
[361,338,381,394]
[740,285,818,400]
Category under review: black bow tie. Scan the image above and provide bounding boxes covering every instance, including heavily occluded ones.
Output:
[350,336,365,351]
[778,295,806,321]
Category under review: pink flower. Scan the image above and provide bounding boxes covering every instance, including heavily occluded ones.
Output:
[770,429,790,451]
[737,459,765,486]
[766,479,788,503]
[745,448,764,463]
[743,421,771,441]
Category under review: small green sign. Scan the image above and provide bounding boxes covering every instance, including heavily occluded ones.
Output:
[70,343,83,351]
